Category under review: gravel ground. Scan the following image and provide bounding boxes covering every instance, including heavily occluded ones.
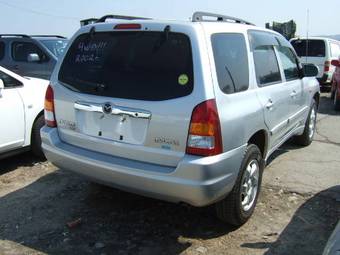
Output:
[0,93,339,255]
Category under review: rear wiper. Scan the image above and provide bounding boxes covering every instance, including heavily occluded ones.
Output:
[71,77,107,92]
[153,25,171,51]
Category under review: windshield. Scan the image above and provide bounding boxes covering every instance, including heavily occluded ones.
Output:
[58,31,193,101]
[291,39,326,57]
[40,39,68,58]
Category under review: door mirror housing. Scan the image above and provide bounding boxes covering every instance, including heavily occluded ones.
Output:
[27,53,40,62]
[303,64,319,77]
[331,59,340,67]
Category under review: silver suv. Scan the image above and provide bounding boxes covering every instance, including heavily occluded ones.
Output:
[41,12,320,226]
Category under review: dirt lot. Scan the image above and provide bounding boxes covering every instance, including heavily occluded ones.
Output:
[0,93,339,255]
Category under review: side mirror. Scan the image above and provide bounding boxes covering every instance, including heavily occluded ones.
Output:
[27,53,40,62]
[303,64,319,77]
[331,59,340,67]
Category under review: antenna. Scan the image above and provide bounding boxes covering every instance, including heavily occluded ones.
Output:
[305,9,310,63]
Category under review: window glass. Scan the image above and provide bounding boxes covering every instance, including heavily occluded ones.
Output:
[12,42,48,62]
[253,46,281,86]
[277,47,300,81]
[330,43,340,58]
[40,39,68,58]
[59,31,193,101]
[291,39,326,57]
[211,33,249,94]
[0,42,4,60]
[0,71,23,88]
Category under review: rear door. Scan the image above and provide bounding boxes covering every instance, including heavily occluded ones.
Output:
[54,25,202,167]
[291,39,326,78]
[249,30,291,149]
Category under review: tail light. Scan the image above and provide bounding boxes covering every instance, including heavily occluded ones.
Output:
[44,85,57,127]
[114,24,141,30]
[186,99,223,156]
[324,61,330,72]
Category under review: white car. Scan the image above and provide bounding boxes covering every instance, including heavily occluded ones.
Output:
[0,65,48,159]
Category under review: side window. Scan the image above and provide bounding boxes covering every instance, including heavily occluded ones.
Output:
[0,42,4,60]
[12,42,48,62]
[249,30,281,87]
[253,46,281,86]
[0,71,23,88]
[211,33,249,94]
[277,47,300,81]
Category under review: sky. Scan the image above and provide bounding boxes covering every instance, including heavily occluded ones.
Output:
[0,0,339,38]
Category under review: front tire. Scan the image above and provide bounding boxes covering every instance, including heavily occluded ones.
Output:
[215,144,263,226]
[295,99,317,146]
[31,115,45,158]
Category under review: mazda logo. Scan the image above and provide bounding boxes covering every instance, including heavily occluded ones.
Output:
[102,103,112,114]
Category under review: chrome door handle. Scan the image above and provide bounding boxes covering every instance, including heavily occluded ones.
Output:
[290,90,297,98]
[265,99,274,110]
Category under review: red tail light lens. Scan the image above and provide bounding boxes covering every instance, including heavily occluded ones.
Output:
[44,85,57,127]
[324,61,330,72]
[186,99,223,156]
[114,24,141,30]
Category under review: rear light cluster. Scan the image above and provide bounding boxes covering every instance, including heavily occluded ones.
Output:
[44,85,57,127]
[186,99,223,157]
[324,61,331,72]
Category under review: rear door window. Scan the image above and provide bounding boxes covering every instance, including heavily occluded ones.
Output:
[291,39,326,57]
[211,33,249,94]
[277,47,300,81]
[58,31,194,101]
[0,42,4,60]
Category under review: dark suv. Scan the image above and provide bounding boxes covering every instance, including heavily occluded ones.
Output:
[0,34,68,79]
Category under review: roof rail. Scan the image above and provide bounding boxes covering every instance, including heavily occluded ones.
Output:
[192,12,254,26]
[30,35,67,39]
[96,14,151,23]
[0,34,30,38]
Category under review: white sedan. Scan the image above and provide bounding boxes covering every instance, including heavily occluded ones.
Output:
[0,65,48,159]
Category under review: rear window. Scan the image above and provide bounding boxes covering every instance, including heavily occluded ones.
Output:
[291,39,326,57]
[58,31,194,101]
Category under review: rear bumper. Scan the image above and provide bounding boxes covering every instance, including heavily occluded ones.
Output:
[41,127,246,207]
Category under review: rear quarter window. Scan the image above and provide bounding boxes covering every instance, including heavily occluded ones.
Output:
[58,31,194,101]
[291,39,326,57]
[211,33,249,94]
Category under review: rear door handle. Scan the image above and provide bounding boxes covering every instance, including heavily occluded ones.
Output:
[290,90,297,98]
[265,99,274,110]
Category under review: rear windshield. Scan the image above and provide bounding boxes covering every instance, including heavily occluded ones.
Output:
[291,39,326,57]
[58,31,194,101]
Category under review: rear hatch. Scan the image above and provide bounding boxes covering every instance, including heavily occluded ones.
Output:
[291,39,327,77]
[53,23,205,167]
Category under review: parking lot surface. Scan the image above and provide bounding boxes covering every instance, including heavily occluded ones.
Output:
[0,93,339,255]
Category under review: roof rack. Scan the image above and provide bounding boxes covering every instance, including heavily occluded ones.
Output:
[96,14,151,23]
[0,34,30,38]
[192,12,254,26]
[30,35,67,39]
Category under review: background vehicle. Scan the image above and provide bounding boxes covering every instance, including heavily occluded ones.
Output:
[0,65,48,159]
[0,34,68,79]
[290,37,340,90]
[41,12,320,226]
[331,58,340,110]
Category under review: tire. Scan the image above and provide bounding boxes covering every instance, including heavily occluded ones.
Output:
[331,89,335,100]
[334,88,340,111]
[31,115,45,158]
[215,144,264,227]
[294,99,317,146]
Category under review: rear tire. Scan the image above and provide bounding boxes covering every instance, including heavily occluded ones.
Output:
[334,88,340,111]
[215,144,263,227]
[295,99,317,146]
[31,115,45,158]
